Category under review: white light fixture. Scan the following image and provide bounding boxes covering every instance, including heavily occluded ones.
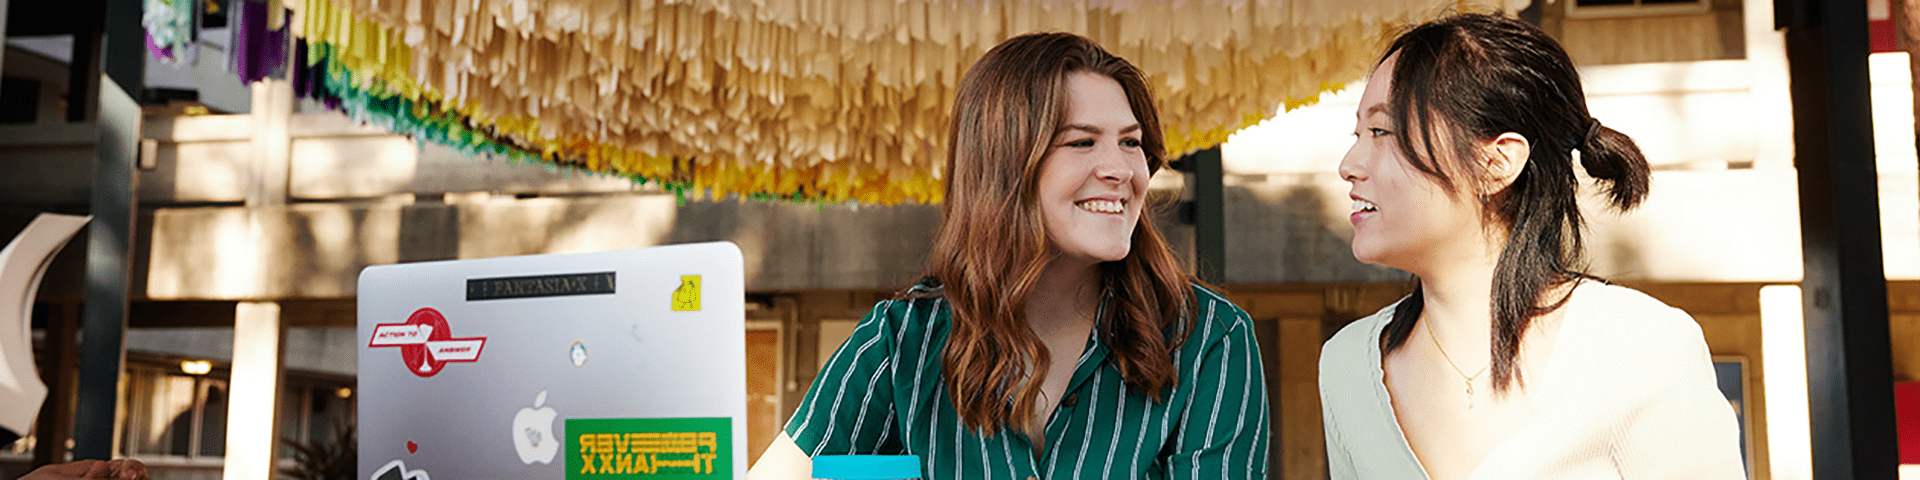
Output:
[180,360,212,375]
[1761,285,1812,480]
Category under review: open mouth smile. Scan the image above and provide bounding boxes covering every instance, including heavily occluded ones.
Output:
[1076,199,1126,214]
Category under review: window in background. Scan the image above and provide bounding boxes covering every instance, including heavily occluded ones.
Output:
[1569,0,1711,18]
[120,358,354,463]
[121,364,229,459]
[276,377,355,460]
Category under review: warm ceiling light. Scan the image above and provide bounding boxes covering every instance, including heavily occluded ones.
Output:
[335,387,353,399]
[180,360,212,375]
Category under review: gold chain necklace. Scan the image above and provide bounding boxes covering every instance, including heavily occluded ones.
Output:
[1424,318,1490,408]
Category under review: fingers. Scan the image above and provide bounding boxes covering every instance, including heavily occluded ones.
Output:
[104,459,150,480]
[20,459,103,480]
[87,460,118,478]
[20,458,151,480]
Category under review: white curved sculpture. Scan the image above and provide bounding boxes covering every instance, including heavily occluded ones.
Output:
[0,214,90,444]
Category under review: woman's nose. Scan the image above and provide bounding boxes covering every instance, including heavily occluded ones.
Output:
[1094,150,1134,183]
[1337,146,1365,182]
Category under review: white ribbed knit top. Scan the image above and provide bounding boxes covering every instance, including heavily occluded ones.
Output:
[1319,281,1747,479]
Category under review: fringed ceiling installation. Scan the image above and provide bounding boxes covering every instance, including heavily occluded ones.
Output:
[173,0,1525,203]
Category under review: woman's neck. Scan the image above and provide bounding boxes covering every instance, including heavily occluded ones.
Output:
[1026,257,1101,331]
[1417,259,1497,343]
[1410,232,1505,355]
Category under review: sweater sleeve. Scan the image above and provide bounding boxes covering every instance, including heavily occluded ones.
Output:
[1321,373,1360,480]
[1610,306,1748,479]
[1316,306,1400,480]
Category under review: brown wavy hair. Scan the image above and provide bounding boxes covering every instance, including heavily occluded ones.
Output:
[923,32,1196,437]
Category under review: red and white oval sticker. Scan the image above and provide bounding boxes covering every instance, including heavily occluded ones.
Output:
[369,307,487,377]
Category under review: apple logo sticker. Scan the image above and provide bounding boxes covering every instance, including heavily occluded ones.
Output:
[513,390,559,464]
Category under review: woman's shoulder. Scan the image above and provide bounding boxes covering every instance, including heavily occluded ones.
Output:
[1174,284,1259,360]
[1318,298,1401,424]
[1565,282,1704,353]
[1321,299,1401,362]
[1576,281,1688,318]
[860,280,952,334]
[1554,281,1715,382]
[1190,283,1253,332]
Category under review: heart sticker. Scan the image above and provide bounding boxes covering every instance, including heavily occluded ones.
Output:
[407,440,418,454]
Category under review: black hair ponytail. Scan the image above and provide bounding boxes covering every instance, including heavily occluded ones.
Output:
[1376,13,1656,393]
[1577,122,1651,211]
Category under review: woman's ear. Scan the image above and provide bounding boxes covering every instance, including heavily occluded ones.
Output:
[1481,132,1530,194]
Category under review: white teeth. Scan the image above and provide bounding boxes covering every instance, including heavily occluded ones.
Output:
[1076,199,1125,214]
[1352,199,1379,213]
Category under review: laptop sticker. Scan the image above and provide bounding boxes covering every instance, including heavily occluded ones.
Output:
[566,417,731,479]
[514,390,561,465]
[467,272,617,301]
[371,460,431,480]
[571,340,590,367]
[368,307,487,377]
[671,276,701,312]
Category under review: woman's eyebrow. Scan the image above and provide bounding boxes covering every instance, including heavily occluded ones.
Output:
[1356,102,1388,120]
[1055,123,1142,135]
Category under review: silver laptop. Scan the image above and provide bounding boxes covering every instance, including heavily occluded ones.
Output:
[357,242,747,480]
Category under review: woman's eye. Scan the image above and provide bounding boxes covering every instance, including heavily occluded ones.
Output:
[1120,138,1142,148]
[1063,139,1096,148]
[1368,128,1393,138]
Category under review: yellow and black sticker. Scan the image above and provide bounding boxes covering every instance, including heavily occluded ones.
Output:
[671,276,701,312]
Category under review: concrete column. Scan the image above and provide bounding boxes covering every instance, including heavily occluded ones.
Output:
[222,301,285,480]
[248,79,294,207]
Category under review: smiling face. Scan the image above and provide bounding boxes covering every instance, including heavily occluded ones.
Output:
[1337,54,1494,275]
[1036,72,1152,266]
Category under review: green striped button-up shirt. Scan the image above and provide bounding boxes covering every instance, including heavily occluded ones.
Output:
[785,284,1270,480]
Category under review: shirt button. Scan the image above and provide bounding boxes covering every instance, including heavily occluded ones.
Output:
[1062,394,1078,407]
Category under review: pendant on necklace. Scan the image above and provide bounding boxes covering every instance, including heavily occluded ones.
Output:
[1465,379,1476,408]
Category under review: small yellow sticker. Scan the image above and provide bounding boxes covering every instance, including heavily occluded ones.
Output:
[671,276,701,312]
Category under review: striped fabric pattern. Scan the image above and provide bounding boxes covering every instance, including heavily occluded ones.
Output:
[786,285,1270,480]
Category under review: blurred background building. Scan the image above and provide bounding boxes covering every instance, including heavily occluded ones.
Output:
[1,0,1915,479]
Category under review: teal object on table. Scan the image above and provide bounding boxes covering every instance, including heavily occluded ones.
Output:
[812,455,922,479]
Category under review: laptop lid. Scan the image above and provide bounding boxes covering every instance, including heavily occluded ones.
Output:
[357,242,747,480]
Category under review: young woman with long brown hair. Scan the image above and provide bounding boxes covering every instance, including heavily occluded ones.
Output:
[1318,13,1743,479]
[749,32,1269,480]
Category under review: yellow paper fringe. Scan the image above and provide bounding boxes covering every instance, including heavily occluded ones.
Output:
[283,0,1529,203]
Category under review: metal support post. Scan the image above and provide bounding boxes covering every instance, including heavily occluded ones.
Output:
[1774,1,1898,478]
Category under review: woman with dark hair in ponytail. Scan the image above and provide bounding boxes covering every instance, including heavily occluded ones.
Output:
[750,31,1268,480]
[1318,13,1743,479]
